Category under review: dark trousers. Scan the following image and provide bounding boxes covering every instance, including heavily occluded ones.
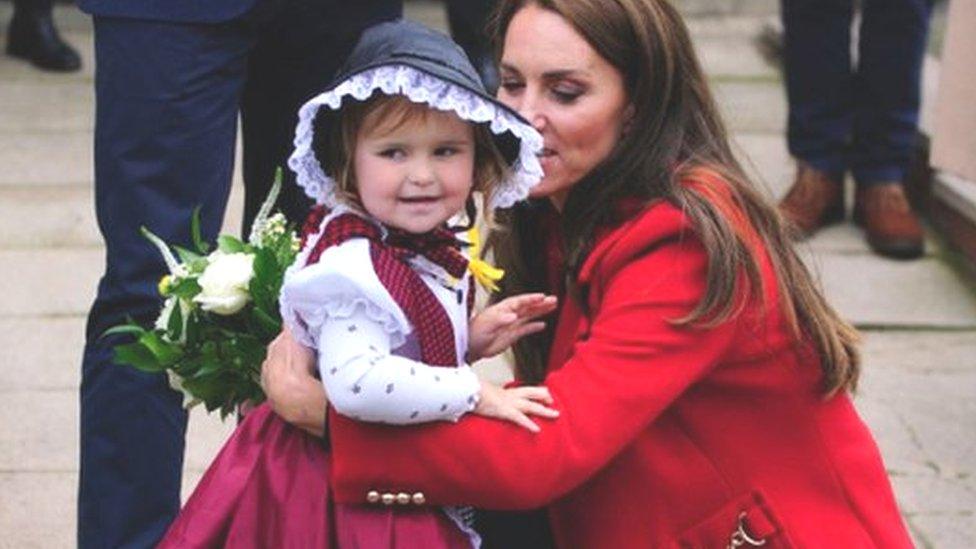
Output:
[782,0,932,185]
[78,2,400,547]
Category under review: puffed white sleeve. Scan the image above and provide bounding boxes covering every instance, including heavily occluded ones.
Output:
[280,239,481,424]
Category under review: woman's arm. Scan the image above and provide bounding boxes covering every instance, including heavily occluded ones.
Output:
[327,233,739,509]
[261,327,327,438]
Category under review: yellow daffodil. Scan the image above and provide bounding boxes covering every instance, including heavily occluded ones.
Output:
[466,227,504,292]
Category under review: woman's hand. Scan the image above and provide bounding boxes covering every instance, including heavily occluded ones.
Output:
[473,381,559,433]
[261,327,328,438]
[468,293,558,361]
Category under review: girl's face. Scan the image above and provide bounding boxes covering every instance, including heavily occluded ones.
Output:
[353,109,475,234]
[498,3,632,210]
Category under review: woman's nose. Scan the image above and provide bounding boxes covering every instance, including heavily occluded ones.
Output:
[515,89,546,132]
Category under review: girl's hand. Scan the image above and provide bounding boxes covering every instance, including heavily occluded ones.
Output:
[468,293,558,361]
[474,381,559,433]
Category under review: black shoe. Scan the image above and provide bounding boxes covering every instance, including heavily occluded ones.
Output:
[6,10,82,72]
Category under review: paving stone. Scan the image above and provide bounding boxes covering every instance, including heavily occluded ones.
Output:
[0,390,75,471]
[0,471,76,549]
[0,186,100,249]
[715,81,785,133]
[0,249,102,316]
[733,132,794,198]
[0,81,94,132]
[184,406,237,471]
[800,253,976,329]
[0,131,91,187]
[861,333,976,476]
[698,38,778,80]
[684,15,770,39]
[906,511,976,549]
[0,387,232,472]
[0,316,85,391]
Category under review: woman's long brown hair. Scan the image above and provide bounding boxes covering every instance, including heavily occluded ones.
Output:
[490,0,860,394]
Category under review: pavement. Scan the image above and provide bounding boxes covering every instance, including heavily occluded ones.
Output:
[0,2,974,548]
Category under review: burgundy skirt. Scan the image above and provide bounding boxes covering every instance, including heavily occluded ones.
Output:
[158,403,472,548]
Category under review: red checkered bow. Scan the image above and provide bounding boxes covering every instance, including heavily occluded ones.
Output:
[304,213,466,367]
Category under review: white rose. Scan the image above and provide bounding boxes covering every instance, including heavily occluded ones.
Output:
[193,251,255,315]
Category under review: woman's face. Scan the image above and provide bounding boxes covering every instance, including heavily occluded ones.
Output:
[498,3,632,210]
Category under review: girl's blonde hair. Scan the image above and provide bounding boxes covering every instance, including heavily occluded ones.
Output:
[312,93,510,227]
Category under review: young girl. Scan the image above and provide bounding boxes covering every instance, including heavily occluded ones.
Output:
[158,19,554,548]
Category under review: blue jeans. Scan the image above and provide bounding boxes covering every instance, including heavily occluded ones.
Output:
[782,0,932,185]
[78,1,401,547]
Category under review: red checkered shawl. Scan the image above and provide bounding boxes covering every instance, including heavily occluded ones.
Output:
[302,209,472,367]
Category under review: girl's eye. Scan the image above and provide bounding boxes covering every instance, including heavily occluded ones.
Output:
[379,148,405,160]
[434,147,459,157]
[500,80,524,94]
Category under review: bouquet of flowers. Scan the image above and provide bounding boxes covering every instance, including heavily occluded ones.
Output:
[105,172,300,419]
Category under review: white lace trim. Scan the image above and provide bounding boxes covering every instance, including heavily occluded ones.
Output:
[280,206,409,349]
[288,64,543,211]
[443,506,482,548]
[284,296,407,350]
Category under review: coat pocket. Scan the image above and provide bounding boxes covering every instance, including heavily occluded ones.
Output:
[674,491,793,549]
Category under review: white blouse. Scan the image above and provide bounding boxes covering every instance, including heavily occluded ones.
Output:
[280,209,480,425]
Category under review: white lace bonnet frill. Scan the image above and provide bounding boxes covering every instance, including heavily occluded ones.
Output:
[288,63,543,212]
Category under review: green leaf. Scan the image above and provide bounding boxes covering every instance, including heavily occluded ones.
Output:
[113,342,164,373]
[139,331,183,365]
[217,235,245,253]
[174,245,203,264]
[101,324,147,339]
[170,278,202,300]
[166,300,184,341]
[250,306,281,340]
[191,206,210,254]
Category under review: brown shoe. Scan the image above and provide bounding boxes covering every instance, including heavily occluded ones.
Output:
[854,183,925,259]
[778,162,844,237]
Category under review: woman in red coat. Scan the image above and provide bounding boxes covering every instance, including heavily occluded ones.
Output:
[263,1,915,547]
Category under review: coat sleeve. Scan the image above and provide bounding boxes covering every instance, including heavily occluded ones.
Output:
[329,228,740,509]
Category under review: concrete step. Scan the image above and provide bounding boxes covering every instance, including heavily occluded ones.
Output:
[0,387,235,474]
[0,79,93,133]
[855,331,976,548]
[0,180,244,250]
[0,131,91,187]
[802,251,976,329]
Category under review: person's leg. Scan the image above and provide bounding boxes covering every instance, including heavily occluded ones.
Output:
[79,17,252,548]
[781,0,855,177]
[778,0,855,237]
[239,0,402,230]
[6,0,81,71]
[849,0,932,258]
[851,0,932,185]
[445,0,499,93]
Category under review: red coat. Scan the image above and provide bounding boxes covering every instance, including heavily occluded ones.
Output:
[328,182,913,548]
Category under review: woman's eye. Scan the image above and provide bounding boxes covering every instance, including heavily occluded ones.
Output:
[551,87,582,104]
